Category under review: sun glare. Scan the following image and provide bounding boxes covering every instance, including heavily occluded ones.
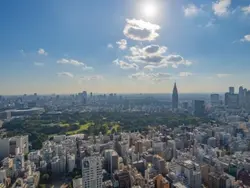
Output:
[143,3,157,18]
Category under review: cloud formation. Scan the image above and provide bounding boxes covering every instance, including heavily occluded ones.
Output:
[212,0,231,16]
[179,72,193,77]
[80,75,103,81]
[144,64,168,71]
[242,5,250,15]
[116,39,127,50]
[217,73,231,78]
[107,44,114,49]
[123,19,160,41]
[241,34,250,42]
[34,62,44,67]
[129,72,172,82]
[57,58,84,66]
[113,59,138,70]
[57,72,74,78]
[57,58,93,70]
[38,48,48,56]
[126,45,192,70]
[184,4,200,17]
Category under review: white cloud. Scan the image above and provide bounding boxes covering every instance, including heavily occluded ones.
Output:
[20,49,26,56]
[205,19,216,27]
[242,5,250,15]
[113,59,139,70]
[38,48,48,56]
[57,58,93,70]
[240,34,250,42]
[144,64,168,71]
[57,72,74,78]
[34,62,44,67]
[126,46,192,69]
[82,65,93,71]
[116,39,127,50]
[80,75,103,81]
[212,0,231,16]
[143,45,167,55]
[123,19,160,41]
[184,4,200,17]
[129,45,167,57]
[57,58,84,66]
[217,73,231,78]
[107,44,114,49]
[179,72,193,77]
[166,55,192,67]
[129,72,172,82]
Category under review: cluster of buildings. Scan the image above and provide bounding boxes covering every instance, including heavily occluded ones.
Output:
[1,119,250,188]
[0,136,39,188]
[1,84,250,187]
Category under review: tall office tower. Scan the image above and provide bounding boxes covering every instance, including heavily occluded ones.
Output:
[229,87,234,94]
[82,156,102,188]
[172,82,179,110]
[194,100,205,117]
[225,92,239,109]
[246,91,250,112]
[239,86,244,107]
[82,91,87,104]
[210,94,220,106]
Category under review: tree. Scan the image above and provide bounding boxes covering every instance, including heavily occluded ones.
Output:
[24,153,28,161]
[42,173,50,181]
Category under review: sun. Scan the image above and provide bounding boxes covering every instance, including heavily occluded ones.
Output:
[143,3,157,18]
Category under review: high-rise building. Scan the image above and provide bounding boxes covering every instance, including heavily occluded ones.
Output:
[114,168,131,188]
[82,156,102,188]
[246,91,250,112]
[82,91,87,104]
[225,93,239,108]
[194,100,205,117]
[172,83,178,110]
[229,87,234,94]
[210,94,220,106]
[239,86,244,107]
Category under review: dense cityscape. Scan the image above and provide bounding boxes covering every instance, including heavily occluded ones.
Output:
[1,0,250,187]
[0,83,250,188]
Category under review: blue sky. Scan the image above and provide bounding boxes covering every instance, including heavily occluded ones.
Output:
[0,0,250,94]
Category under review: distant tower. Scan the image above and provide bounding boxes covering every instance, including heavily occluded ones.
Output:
[82,91,87,104]
[229,87,234,94]
[239,86,244,107]
[172,82,178,110]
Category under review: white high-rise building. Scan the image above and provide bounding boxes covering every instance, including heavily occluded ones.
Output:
[0,135,29,160]
[67,154,75,173]
[82,156,102,188]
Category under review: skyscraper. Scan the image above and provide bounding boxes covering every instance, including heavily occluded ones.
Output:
[172,82,178,110]
[82,156,102,188]
[194,100,205,117]
[210,94,220,106]
[239,86,244,107]
[229,87,234,94]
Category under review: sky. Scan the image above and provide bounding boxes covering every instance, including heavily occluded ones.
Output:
[0,0,250,95]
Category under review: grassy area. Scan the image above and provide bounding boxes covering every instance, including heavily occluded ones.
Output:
[60,123,70,127]
[107,124,120,135]
[66,122,92,135]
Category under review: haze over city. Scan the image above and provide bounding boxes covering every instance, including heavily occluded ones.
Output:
[1,0,250,95]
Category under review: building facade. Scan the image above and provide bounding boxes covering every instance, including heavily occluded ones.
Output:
[82,156,102,188]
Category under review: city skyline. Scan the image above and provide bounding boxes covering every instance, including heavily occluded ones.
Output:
[1,0,250,95]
